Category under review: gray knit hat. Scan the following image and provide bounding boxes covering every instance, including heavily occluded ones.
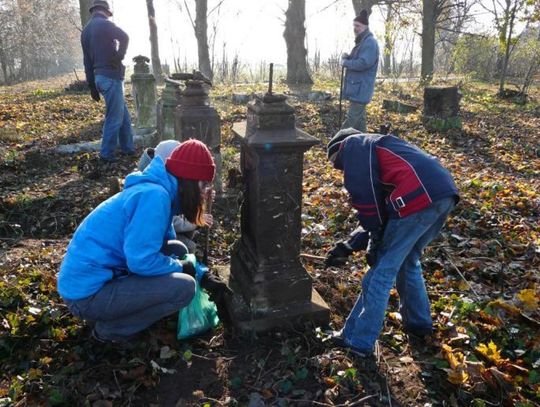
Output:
[138,140,180,172]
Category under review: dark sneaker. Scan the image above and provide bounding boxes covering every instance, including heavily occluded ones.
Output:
[99,155,117,163]
[91,328,138,350]
[91,327,108,343]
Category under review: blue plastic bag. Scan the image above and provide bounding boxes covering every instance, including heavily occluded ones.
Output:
[177,263,220,340]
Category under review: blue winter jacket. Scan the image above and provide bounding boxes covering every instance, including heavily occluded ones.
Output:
[343,30,379,104]
[335,134,459,233]
[57,158,182,300]
[81,14,129,85]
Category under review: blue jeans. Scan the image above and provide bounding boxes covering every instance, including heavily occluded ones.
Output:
[95,75,135,160]
[65,240,194,341]
[343,197,456,353]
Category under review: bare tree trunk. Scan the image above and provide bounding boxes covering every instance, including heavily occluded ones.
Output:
[351,0,379,16]
[382,2,394,76]
[521,28,540,94]
[498,1,520,94]
[421,0,436,82]
[79,0,92,27]
[146,0,163,83]
[194,0,213,80]
[283,0,313,85]
[0,39,8,85]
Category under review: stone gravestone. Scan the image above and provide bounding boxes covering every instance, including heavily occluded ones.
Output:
[174,73,222,194]
[382,99,417,114]
[218,85,330,332]
[131,55,157,137]
[158,77,182,140]
[423,86,462,132]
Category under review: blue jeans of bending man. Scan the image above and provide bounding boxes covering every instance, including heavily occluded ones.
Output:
[64,240,193,341]
[343,197,456,353]
[95,74,135,161]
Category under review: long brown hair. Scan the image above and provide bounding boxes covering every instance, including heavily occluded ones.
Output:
[178,178,205,226]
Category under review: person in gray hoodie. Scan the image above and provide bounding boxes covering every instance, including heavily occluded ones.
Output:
[138,140,213,254]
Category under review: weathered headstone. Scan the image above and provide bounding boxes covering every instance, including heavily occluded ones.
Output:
[219,70,330,332]
[423,86,462,132]
[158,77,182,140]
[382,99,417,114]
[174,74,222,193]
[131,55,157,135]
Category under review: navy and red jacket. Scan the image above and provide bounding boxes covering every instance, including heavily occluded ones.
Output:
[335,133,459,233]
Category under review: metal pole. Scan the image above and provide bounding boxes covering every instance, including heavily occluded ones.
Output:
[268,63,274,95]
[338,66,345,127]
[203,190,213,265]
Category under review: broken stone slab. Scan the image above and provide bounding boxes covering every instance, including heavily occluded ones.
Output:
[232,93,253,104]
[307,91,332,102]
[382,99,418,114]
[54,130,158,154]
[288,91,332,102]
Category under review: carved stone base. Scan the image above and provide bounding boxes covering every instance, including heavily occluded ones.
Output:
[215,266,330,333]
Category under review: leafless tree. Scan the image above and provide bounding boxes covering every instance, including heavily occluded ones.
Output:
[283,0,313,85]
[351,0,380,15]
[146,0,164,83]
[0,0,80,84]
[182,0,225,80]
[481,0,531,94]
[79,0,92,28]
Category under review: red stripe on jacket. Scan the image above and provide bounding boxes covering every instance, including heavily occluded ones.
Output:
[375,146,432,217]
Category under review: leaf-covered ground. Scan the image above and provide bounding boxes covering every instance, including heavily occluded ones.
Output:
[0,75,539,406]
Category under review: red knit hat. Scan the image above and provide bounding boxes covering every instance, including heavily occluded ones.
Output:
[165,139,215,182]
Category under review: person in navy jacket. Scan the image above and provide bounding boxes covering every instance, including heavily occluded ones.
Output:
[58,140,231,342]
[81,0,134,162]
[325,128,459,356]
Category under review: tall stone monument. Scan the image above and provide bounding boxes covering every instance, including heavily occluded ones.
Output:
[174,72,222,193]
[220,65,330,332]
[158,77,182,140]
[131,55,157,136]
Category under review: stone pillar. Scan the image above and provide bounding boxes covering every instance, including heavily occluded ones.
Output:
[423,86,462,132]
[131,55,157,135]
[220,93,330,332]
[175,80,222,194]
[158,78,182,140]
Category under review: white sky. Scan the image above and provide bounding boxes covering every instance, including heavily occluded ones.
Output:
[104,0,499,70]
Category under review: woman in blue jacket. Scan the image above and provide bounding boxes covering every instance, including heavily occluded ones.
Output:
[57,139,230,342]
